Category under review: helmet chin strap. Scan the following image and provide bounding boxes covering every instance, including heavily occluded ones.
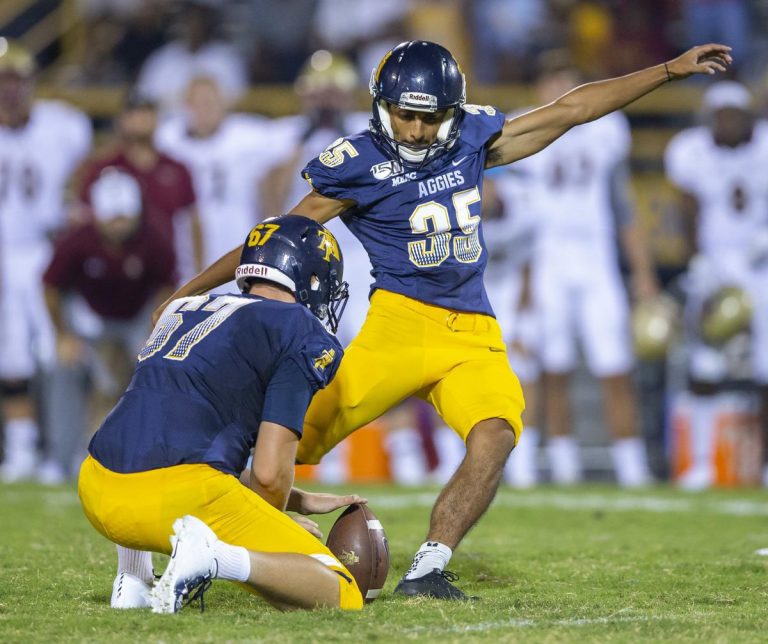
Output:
[377,101,456,164]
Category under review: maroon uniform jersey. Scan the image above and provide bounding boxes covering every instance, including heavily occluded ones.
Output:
[79,150,196,242]
[43,221,176,320]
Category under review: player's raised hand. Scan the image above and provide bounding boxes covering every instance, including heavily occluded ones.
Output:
[666,44,732,80]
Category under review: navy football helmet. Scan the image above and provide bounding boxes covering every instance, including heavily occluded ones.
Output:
[369,40,466,167]
[235,215,349,333]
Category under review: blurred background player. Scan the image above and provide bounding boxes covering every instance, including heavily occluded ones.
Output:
[664,80,768,488]
[41,169,176,482]
[155,75,285,286]
[311,0,410,81]
[136,0,248,114]
[0,40,92,482]
[263,50,431,486]
[498,52,658,486]
[78,90,204,284]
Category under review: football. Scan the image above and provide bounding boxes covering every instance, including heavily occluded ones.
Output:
[326,503,390,603]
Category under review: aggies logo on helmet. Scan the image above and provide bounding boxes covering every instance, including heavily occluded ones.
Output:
[317,229,340,262]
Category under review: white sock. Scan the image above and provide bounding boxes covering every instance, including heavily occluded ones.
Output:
[116,546,154,584]
[505,427,540,487]
[212,541,251,582]
[690,394,717,472]
[547,435,582,484]
[3,417,38,463]
[611,437,651,487]
[385,427,427,486]
[404,541,452,580]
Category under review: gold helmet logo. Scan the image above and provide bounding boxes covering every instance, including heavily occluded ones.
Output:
[317,229,340,262]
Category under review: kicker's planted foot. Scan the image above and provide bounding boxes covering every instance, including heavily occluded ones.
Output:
[393,569,477,600]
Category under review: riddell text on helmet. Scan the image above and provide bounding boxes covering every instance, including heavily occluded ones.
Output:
[237,265,269,278]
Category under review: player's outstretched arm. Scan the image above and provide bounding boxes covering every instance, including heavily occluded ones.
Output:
[486,43,732,168]
[290,190,354,224]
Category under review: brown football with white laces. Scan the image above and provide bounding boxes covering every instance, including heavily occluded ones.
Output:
[326,503,390,603]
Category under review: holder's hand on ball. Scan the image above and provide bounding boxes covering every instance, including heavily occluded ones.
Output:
[289,487,368,515]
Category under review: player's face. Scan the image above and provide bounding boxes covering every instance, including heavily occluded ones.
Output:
[185,80,225,136]
[711,107,754,147]
[118,107,157,145]
[387,105,447,148]
[0,71,33,118]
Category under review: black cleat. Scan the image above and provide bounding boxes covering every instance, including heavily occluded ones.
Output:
[393,569,477,600]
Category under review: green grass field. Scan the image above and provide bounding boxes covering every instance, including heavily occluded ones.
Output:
[2,482,768,642]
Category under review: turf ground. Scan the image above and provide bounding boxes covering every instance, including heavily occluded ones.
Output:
[2,482,768,643]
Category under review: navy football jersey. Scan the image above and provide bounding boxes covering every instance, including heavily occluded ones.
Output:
[302,107,505,315]
[89,294,343,476]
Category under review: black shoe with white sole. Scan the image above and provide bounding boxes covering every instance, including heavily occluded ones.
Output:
[393,569,477,600]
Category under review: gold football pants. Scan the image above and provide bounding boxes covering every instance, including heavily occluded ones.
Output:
[78,455,363,610]
[298,289,525,464]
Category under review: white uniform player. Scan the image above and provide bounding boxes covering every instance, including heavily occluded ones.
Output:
[155,77,288,288]
[509,107,651,486]
[0,96,92,480]
[527,112,634,377]
[665,102,768,386]
[664,81,768,488]
[136,3,247,114]
[0,100,92,375]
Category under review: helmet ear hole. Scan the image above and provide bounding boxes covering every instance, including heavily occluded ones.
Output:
[310,274,320,291]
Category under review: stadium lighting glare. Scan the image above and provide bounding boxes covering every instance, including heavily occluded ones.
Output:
[310,49,333,72]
